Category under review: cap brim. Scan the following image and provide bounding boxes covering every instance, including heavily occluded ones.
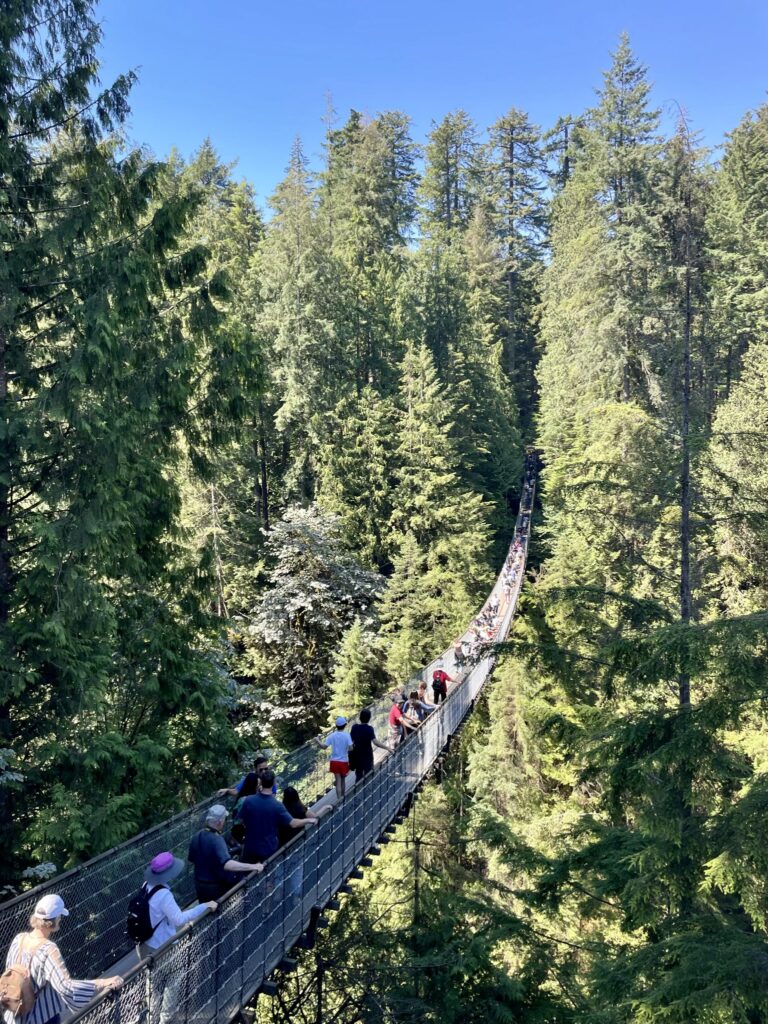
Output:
[144,856,185,885]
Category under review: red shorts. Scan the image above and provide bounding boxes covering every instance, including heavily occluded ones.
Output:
[329,760,350,776]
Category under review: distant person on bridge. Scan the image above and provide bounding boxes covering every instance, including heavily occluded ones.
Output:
[2,895,122,1024]
[319,717,354,800]
[453,638,466,668]
[217,755,276,798]
[431,665,454,704]
[239,770,317,864]
[404,689,436,723]
[188,805,265,902]
[349,707,393,779]
[388,693,418,746]
[417,681,436,709]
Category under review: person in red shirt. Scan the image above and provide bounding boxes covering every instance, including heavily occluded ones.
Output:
[432,666,454,704]
[387,694,418,746]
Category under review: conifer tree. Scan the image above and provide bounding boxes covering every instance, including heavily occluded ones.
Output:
[486,107,547,425]
[380,344,492,680]
[261,138,341,501]
[419,110,482,237]
[245,506,381,744]
[316,385,399,572]
[707,102,768,395]
[328,618,387,721]
[1,0,244,878]
[319,110,418,393]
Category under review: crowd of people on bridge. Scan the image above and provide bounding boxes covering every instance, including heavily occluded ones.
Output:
[2,458,535,1024]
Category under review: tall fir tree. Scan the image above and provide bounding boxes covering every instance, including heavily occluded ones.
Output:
[0,1,246,879]
[486,107,547,430]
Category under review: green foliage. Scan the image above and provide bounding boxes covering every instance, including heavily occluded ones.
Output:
[328,617,387,721]
[0,0,245,881]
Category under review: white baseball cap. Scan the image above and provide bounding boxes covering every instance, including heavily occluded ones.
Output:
[34,894,69,920]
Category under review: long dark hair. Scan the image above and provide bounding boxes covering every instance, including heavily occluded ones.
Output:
[239,772,260,799]
[283,786,307,816]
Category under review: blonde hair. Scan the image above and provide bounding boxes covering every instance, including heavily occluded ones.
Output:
[29,914,59,931]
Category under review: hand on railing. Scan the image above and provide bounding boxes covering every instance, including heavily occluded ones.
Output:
[96,976,123,992]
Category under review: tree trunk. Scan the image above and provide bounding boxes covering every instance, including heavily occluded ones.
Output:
[257,402,270,530]
[0,329,11,628]
[679,195,693,709]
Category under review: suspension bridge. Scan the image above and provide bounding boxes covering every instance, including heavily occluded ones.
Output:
[0,454,537,1024]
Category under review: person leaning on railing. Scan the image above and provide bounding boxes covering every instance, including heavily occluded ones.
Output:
[139,852,216,957]
[388,693,418,746]
[2,894,122,1024]
[216,755,276,798]
[188,805,265,902]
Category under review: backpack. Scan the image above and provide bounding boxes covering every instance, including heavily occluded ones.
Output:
[0,938,45,1019]
[126,884,164,944]
[0,966,36,1019]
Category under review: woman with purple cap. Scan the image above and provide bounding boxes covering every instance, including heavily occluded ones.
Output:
[3,894,122,1024]
[139,852,216,956]
[137,853,216,1024]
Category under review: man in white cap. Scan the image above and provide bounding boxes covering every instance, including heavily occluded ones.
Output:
[3,894,121,1024]
[319,716,354,800]
[188,805,265,902]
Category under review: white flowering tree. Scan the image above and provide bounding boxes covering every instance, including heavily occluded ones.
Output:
[241,506,381,744]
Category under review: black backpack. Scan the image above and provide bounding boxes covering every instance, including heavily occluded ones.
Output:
[126,883,164,944]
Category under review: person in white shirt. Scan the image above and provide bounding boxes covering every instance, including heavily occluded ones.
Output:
[140,852,216,1024]
[317,716,354,800]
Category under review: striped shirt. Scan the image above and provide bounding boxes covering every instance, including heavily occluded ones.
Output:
[3,936,96,1024]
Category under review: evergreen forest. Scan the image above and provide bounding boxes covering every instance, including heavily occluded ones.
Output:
[3,3,768,1020]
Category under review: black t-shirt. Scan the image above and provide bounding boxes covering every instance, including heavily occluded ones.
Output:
[350,722,376,769]
[188,828,236,884]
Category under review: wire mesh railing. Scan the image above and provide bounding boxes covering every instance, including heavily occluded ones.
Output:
[2,457,536,1024]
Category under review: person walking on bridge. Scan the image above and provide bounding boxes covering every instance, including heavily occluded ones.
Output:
[2,895,122,1024]
[349,708,393,780]
[135,853,215,1024]
[188,805,265,902]
[388,693,418,746]
[431,664,454,704]
[138,853,216,957]
[319,717,354,800]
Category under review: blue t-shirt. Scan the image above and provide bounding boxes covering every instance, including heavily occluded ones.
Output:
[240,792,295,862]
[188,828,236,885]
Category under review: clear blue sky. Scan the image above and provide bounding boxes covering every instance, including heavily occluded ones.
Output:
[97,0,768,205]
